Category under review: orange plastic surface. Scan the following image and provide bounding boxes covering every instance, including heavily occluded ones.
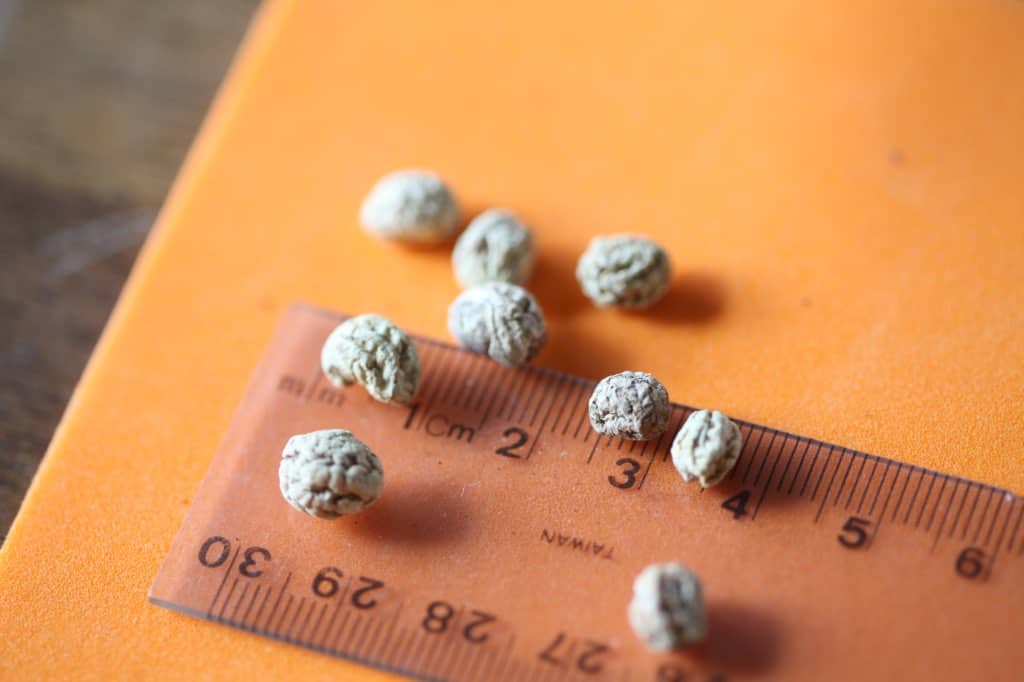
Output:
[2,0,1023,679]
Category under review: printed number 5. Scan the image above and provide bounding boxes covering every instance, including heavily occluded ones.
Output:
[837,516,871,549]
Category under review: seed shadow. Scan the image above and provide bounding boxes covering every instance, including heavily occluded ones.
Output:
[539,322,632,382]
[345,478,470,547]
[529,244,589,318]
[643,271,726,324]
[678,601,782,676]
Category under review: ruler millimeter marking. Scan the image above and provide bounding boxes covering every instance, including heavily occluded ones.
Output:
[150,304,1024,682]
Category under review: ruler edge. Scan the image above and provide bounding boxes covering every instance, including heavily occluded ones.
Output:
[148,595,445,682]
[291,300,1021,502]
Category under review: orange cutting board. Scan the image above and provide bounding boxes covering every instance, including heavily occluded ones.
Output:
[2,0,1023,679]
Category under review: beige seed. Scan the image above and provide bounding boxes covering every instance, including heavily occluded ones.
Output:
[321,314,421,405]
[588,371,670,440]
[447,282,547,366]
[279,429,384,520]
[575,234,670,309]
[628,562,707,651]
[671,409,742,487]
[359,169,459,244]
[452,209,535,288]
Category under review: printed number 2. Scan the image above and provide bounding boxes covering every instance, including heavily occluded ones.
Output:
[495,427,529,458]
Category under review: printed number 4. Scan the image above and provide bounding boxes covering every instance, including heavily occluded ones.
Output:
[721,490,751,519]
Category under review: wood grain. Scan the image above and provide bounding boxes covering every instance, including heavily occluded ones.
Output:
[0,0,259,539]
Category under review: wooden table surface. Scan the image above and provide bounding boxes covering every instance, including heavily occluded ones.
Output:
[0,0,259,540]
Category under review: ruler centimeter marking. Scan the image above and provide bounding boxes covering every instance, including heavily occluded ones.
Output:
[150,304,1024,682]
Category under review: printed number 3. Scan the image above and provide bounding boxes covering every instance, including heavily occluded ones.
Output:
[608,458,641,489]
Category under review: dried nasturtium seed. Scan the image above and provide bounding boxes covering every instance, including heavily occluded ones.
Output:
[575,234,670,308]
[628,562,707,651]
[359,169,460,244]
[447,282,547,367]
[321,314,421,405]
[588,371,670,440]
[452,209,535,288]
[671,409,742,487]
[279,429,384,519]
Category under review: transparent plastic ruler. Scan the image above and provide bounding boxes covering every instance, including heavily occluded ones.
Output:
[150,303,1023,681]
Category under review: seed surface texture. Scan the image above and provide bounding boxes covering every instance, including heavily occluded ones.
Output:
[628,562,707,651]
[452,209,535,288]
[576,234,670,308]
[359,169,459,244]
[588,371,670,440]
[447,282,547,366]
[279,429,384,519]
[671,409,742,487]
[321,314,421,405]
